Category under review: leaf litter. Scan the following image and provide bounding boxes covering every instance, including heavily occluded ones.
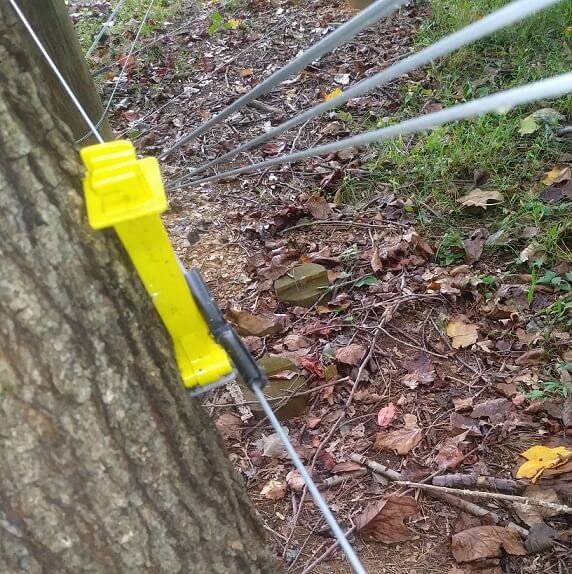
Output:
[78,0,572,570]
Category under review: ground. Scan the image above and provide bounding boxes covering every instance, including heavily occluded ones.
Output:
[70,0,572,572]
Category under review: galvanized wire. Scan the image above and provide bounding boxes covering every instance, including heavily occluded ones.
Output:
[171,0,563,185]
[8,0,104,143]
[159,0,408,159]
[252,385,366,574]
[85,0,130,59]
[168,72,572,188]
[77,0,156,143]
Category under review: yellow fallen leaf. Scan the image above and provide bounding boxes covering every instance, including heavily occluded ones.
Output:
[446,320,479,349]
[324,88,343,101]
[516,445,572,484]
[226,18,241,29]
[542,166,571,186]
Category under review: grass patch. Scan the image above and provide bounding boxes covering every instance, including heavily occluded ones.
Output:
[343,0,572,265]
[76,0,182,55]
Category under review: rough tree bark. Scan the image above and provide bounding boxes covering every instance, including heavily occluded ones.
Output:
[0,6,275,574]
[19,0,114,143]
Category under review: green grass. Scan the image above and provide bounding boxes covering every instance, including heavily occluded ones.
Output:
[76,0,182,55]
[339,0,572,266]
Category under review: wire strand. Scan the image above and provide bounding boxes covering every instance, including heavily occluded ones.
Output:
[175,0,563,183]
[252,385,366,574]
[85,0,130,59]
[168,72,572,188]
[159,0,407,159]
[8,0,104,144]
[77,0,156,144]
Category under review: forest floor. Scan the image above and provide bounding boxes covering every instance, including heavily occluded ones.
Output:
[71,0,572,572]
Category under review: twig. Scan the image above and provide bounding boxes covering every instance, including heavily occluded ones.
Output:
[299,526,357,574]
[395,481,572,514]
[433,473,525,494]
[248,99,285,115]
[350,454,529,537]
[283,219,408,233]
[318,469,368,490]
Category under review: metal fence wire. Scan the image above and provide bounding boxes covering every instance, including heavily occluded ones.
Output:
[8,0,572,572]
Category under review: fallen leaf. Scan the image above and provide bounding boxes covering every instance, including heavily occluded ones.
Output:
[356,495,417,543]
[257,432,288,458]
[543,165,572,186]
[516,445,572,483]
[286,469,305,493]
[370,246,383,273]
[515,349,545,367]
[457,189,503,210]
[305,414,322,429]
[519,241,546,265]
[470,399,513,424]
[334,73,351,85]
[324,88,343,101]
[375,414,423,455]
[540,180,572,204]
[228,308,286,337]
[447,320,479,349]
[495,382,518,398]
[215,412,242,440]
[453,397,474,413]
[283,334,312,351]
[524,522,559,554]
[335,343,366,366]
[434,431,469,471]
[305,193,333,220]
[260,480,286,500]
[377,403,396,427]
[226,17,241,28]
[463,229,487,264]
[519,115,540,135]
[261,141,286,156]
[451,526,526,562]
[331,461,364,473]
[240,68,253,77]
[531,107,565,125]
[514,486,562,526]
[450,412,481,436]
[402,354,435,389]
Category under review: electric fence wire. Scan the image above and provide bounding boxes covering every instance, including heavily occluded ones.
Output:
[77,0,156,143]
[8,3,367,571]
[167,0,564,187]
[169,71,572,188]
[7,0,104,144]
[85,0,130,59]
[116,16,291,140]
[159,0,408,159]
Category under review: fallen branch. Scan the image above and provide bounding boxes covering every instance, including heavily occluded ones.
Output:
[350,454,529,537]
[396,480,572,515]
[318,469,368,490]
[433,473,525,494]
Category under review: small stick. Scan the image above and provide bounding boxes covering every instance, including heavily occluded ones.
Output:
[395,481,572,514]
[318,469,368,489]
[350,454,528,537]
[433,473,525,494]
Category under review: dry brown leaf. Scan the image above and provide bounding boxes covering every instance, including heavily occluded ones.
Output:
[453,397,474,412]
[283,334,312,351]
[457,189,503,210]
[434,431,469,471]
[285,470,305,493]
[356,495,417,543]
[513,486,562,526]
[375,414,423,455]
[335,343,366,366]
[305,193,333,220]
[215,412,242,441]
[543,166,572,185]
[402,354,435,389]
[470,399,513,424]
[331,461,364,473]
[463,229,487,264]
[515,349,545,367]
[228,308,285,337]
[370,246,383,273]
[447,320,479,349]
[451,526,526,562]
[260,480,286,500]
[377,403,396,427]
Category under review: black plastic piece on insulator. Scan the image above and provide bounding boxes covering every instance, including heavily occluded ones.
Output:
[185,269,267,391]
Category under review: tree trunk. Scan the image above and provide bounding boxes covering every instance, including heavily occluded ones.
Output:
[0,6,274,574]
[19,0,114,143]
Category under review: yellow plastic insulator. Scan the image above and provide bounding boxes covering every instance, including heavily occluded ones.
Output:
[81,140,233,388]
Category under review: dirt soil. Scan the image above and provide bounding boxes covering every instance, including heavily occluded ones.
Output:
[73,0,572,572]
